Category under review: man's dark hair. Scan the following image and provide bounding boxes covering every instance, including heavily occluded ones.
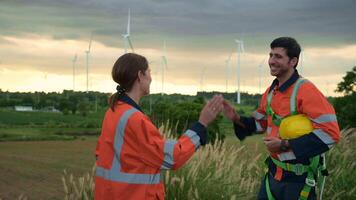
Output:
[270,37,301,68]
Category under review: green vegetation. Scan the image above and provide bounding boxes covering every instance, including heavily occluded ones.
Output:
[60,129,356,200]
[0,109,103,141]
[333,66,356,128]
[0,67,354,199]
[0,90,257,142]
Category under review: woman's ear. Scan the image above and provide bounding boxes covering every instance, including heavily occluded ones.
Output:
[137,70,144,82]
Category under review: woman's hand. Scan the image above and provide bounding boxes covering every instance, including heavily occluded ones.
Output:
[198,95,224,127]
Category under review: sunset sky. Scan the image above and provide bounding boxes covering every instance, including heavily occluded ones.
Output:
[0,0,355,96]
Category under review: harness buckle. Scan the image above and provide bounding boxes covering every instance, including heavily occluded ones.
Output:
[321,169,329,176]
[305,178,316,187]
[294,164,304,175]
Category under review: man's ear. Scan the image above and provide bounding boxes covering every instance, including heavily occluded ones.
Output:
[290,57,298,67]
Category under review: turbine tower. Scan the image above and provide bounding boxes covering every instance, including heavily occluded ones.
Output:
[258,58,266,94]
[299,50,304,74]
[200,66,207,92]
[225,53,232,93]
[122,9,134,53]
[72,54,78,91]
[161,40,168,95]
[85,34,93,93]
[235,39,245,104]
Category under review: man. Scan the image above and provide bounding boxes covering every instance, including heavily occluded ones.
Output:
[223,37,340,200]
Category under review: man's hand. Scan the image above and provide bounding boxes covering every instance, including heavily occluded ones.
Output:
[263,137,282,153]
[222,100,240,123]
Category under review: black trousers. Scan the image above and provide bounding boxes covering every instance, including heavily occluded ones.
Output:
[257,174,316,200]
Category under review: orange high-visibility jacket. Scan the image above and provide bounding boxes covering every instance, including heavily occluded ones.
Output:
[95,99,205,200]
[253,75,340,162]
[234,71,340,182]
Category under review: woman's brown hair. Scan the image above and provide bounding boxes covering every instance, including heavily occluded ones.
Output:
[109,53,148,111]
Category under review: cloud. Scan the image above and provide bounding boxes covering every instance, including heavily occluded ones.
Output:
[0,0,355,96]
[1,0,355,49]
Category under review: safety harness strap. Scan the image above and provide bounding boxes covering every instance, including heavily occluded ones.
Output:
[265,156,320,200]
[266,78,307,126]
[298,156,320,200]
[265,174,276,200]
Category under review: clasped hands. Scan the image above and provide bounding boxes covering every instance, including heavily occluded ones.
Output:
[199,95,285,153]
[198,94,239,127]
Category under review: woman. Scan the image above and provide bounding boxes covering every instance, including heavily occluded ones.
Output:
[95,53,223,200]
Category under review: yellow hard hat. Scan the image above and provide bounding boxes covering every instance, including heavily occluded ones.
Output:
[279,114,313,139]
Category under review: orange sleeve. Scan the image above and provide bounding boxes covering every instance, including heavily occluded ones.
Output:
[298,82,340,146]
[130,113,200,170]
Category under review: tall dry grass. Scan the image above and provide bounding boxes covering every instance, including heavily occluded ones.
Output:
[62,168,95,200]
[163,138,265,200]
[62,128,355,200]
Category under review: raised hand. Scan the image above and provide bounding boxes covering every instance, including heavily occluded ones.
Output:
[222,100,240,123]
[198,95,224,127]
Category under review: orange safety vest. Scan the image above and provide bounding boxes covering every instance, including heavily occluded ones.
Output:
[253,78,340,180]
[95,102,201,200]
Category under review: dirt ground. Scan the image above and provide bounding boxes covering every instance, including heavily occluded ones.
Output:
[0,138,97,200]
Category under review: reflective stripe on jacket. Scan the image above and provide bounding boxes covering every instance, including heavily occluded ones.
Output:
[95,102,202,200]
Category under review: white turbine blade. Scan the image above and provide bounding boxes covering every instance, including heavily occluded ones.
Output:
[240,40,245,53]
[73,54,78,62]
[163,40,167,56]
[301,50,306,62]
[201,66,207,76]
[127,36,134,52]
[127,8,131,35]
[234,39,244,52]
[88,34,93,52]
[162,40,168,69]
[162,56,168,69]
[200,66,207,90]
[259,58,266,66]
[228,52,233,62]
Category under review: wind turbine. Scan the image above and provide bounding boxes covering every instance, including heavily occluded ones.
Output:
[235,39,245,104]
[148,60,158,114]
[160,40,168,95]
[258,58,266,94]
[225,53,232,93]
[85,34,93,93]
[299,50,305,75]
[200,66,207,92]
[325,81,330,97]
[122,9,134,53]
[72,54,78,91]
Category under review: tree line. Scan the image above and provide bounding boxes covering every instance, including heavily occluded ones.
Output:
[0,66,354,138]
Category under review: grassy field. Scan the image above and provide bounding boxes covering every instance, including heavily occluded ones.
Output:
[0,110,105,127]
[0,137,97,200]
[1,108,355,199]
[0,110,104,141]
[1,130,355,199]
[62,129,356,200]
[0,133,260,200]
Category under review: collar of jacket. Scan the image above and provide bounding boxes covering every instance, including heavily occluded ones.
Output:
[269,70,300,93]
[118,93,144,113]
